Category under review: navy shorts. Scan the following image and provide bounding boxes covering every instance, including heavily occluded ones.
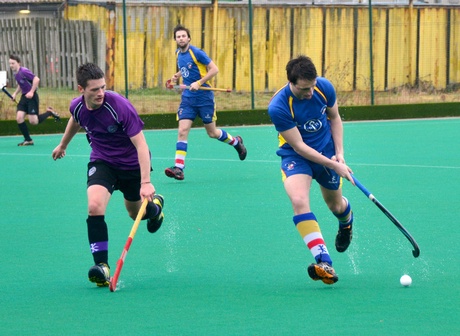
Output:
[279,140,342,191]
[17,92,39,115]
[177,96,216,124]
[87,161,142,202]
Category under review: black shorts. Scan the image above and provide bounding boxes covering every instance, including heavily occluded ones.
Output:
[17,92,39,115]
[87,160,142,202]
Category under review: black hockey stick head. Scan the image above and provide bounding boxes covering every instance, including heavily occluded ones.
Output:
[2,86,16,102]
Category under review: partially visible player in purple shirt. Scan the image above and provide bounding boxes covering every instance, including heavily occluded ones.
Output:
[9,54,60,146]
[51,63,165,288]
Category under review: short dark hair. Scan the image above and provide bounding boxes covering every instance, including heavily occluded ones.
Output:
[76,63,105,88]
[173,24,191,39]
[9,55,21,63]
[286,55,317,84]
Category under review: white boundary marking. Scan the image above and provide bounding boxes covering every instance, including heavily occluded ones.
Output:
[1,119,459,170]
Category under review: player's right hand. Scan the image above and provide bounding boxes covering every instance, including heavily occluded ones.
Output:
[52,146,66,160]
[333,161,355,185]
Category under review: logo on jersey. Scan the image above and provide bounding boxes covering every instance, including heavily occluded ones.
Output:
[88,166,96,177]
[329,175,338,185]
[303,119,322,132]
[285,161,296,171]
[317,244,328,254]
[107,125,118,133]
[90,243,100,253]
[180,67,189,78]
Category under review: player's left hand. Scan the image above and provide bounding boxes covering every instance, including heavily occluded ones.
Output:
[190,81,201,91]
[331,159,354,185]
[331,154,345,164]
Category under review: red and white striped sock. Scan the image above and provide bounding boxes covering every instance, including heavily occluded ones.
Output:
[294,212,333,265]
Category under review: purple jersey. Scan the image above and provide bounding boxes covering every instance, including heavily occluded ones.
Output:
[70,91,144,170]
[14,67,35,94]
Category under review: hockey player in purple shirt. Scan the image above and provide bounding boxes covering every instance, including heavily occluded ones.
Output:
[52,63,164,287]
[9,55,60,146]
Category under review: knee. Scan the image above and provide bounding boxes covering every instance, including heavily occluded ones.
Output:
[290,194,309,212]
[177,128,189,139]
[327,198,346,214]
[88,200,106,216]
[29,119,38,125]
[207,130,218,139]
[206,128,220,139]
[16,116,25,123]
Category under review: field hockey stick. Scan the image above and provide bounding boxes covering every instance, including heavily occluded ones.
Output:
[165,79,231,92]
[1,86,17,104]
[352,175,420,258]
[110,198,149,292]
[174,84,232,92]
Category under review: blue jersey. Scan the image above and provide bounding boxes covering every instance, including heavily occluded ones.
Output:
[70,91,144,170]
[268,77,337,155]
[176,45,213,101]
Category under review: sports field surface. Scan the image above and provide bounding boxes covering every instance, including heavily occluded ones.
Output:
[1,118,458,335]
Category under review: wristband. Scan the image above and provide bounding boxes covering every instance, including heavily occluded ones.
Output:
[140,181,151,185]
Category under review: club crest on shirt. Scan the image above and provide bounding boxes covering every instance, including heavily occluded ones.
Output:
[107,125,118,133]
[303,119,322,132]
[180,67,190,78]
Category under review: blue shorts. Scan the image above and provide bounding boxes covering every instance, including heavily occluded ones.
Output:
[279,140,342,190]
[177,96,216,124]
